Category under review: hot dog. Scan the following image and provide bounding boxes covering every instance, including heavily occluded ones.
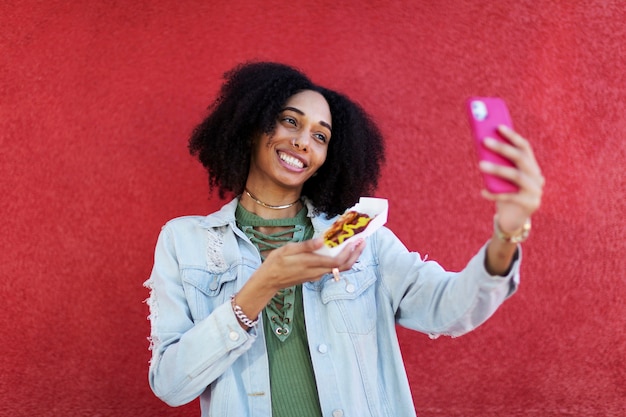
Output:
[323,211,372,248]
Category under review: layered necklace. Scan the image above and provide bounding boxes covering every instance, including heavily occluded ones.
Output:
[244,188,300,210]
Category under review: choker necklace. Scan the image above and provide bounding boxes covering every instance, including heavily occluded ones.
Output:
[244,189,300,210]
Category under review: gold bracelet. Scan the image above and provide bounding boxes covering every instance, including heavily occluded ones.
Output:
[494,215,531,243]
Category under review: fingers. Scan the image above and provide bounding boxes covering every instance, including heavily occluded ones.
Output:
[479,160,544,195]
[496,125,532,152]
[263,237,366,287]
[334,238,366,271]
[478,126,544,221]
[304,239,365,281]
[279,237,325,254]
[312,238,366,282]
[298,238,365,274]
[481,126,545,191]
[479,163,543,207]
[497,126,543,176]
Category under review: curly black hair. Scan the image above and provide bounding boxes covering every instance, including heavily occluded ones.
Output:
[188,61,385,217]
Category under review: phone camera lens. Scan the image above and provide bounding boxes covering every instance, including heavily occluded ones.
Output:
[470,100,488,121]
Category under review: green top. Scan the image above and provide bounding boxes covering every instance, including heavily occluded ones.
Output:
[235,203,322,417]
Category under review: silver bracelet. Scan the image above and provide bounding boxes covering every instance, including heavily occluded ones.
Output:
[230,294,259,328]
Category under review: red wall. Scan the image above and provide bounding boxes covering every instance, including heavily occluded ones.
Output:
[2,1,625,416]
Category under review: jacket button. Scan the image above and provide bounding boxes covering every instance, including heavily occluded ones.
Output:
[332,409,344,417]
[345,283,355,293]
[229,331,240,341]
[317,344,328,354]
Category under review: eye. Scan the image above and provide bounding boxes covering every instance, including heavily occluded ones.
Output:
[313,133,327,143]
[282,116,297,126]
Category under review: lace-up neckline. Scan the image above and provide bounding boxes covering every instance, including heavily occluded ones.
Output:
[235,203,313,341]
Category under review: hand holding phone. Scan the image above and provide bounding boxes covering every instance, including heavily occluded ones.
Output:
[466,97,519,194]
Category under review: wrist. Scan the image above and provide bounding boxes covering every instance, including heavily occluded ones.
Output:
[231,293,260,329]
[493,214,531,243]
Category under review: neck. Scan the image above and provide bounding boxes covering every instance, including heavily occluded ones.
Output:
[240,188,303,219]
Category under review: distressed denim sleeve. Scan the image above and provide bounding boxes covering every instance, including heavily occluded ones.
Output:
[373,227,520,338]
[144,225,257,406]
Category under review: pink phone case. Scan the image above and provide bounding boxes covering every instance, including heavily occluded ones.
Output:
[466,97,519,193]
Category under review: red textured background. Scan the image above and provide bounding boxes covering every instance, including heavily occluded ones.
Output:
[2,1,625,416]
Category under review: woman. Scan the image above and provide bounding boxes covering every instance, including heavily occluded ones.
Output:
[145,62,543,417]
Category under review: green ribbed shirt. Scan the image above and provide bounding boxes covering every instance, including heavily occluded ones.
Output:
[235,204,322,417]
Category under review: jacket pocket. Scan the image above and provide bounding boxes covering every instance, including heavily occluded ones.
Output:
[320,264,377,334]
[181,267,237,322]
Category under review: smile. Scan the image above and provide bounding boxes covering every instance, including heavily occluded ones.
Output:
[278,152,305,169]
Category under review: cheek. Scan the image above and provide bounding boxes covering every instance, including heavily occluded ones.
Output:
[271,124,290,138]
[314,147,329,167]
[249,137,273,166]
[252,134,274,152]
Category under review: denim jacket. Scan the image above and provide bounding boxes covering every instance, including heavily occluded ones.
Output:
[145,198,520,417]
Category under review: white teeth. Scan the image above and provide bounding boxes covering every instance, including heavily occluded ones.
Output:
[279,152,304,168]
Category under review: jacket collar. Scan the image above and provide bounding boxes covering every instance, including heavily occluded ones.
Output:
[198,197,238,229]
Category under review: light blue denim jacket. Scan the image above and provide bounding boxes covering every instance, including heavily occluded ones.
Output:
[145,198,521,417]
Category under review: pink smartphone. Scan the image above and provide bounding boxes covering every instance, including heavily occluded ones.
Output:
[465,97,519,193]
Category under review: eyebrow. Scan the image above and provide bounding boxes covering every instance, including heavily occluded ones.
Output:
[281,106,332,131]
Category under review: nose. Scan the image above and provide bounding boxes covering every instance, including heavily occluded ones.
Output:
[292,133,310,151]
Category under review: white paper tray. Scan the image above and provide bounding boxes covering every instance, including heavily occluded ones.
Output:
[314,197,388,257]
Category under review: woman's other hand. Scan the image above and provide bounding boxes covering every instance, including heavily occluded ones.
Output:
[258,237,365,290]
[232,237,366,328]
[479,125,544,233]
[480,125,544,275]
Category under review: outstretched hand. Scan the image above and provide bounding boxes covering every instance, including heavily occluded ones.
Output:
[479,125,544,233]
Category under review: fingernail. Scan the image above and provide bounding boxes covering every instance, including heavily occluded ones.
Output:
[479,161,493,170]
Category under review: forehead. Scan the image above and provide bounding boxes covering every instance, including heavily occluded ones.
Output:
[284,90,332,124]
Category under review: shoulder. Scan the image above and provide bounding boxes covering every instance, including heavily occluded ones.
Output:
[164,215,207,226]
[160,215,211,236]
[156,213,237,270]
[162,198,239,233]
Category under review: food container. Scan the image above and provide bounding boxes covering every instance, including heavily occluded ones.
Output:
[314,197,388,257]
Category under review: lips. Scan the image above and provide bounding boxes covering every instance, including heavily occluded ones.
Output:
[278,151,306,169]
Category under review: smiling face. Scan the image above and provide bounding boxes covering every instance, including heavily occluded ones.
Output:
[246,89,332,197]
